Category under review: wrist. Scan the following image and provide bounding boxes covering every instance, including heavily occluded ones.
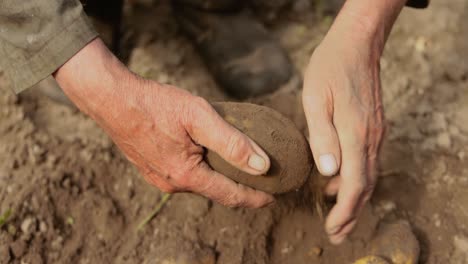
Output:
[327,0,407,57]
[54,38,141,118]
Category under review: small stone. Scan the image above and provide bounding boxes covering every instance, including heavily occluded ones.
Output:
[443,174,455,185]
[458,151,466,160]
[309,246,323,257]
[449,126,461,137]
[71,186,79,196]
[157,73,170,84]
[454,106,468,133]
[46,155,58,168]
[421,138,436,151]
[66,217,74,226]
[39,221,47,233]
[0,243,11,263]
[10,239,27,258]
[102,152,111,162]
[433,214,441,227]
[414,36,428,52]
[281,243,293,254]
[429,112,448,133]
[51,236,63,250]
[292,0,311,12]
[79,149,93,162]
[62,178,71,189]
[7,224,17,235]
[454,235,468,252]
[381,200,397,212]
[31,144,43,155]
[437,133,452,149]
[415,100,432,115]
[295,230,304,240]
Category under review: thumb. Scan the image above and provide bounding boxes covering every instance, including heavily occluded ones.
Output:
[303,93,341,177]
[187,98,271,176]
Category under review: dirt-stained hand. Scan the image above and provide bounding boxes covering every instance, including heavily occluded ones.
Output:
[302,32,385,244]
[55,39,274,208]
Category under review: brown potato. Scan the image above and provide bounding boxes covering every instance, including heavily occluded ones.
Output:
[353,256,390,264]
[370,221,420,264]
[205,102,313,194]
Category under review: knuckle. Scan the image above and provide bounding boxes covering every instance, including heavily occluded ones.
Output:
[226,132,250,164]
[220,191,243,208]
[184,96,212,127]
[249,198,267,209]
[194,174,217,194]
[192,96,212,113]
[174,170,193,188]
[369,122,385,139]
[366,179,377,193]
[353,180,368,195]
[219,197,238,208]
[173,157,205,189]
[353,121,369,142]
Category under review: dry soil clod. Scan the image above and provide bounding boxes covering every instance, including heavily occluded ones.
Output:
[205,102,313,194]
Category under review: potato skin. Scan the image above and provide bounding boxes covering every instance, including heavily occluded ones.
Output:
[370,221,420,264]
[353,256,390,264]
[205,102,313,194]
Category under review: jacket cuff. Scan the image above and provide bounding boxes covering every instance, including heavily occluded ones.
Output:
[406,0,429,8]
[3,13,98,94]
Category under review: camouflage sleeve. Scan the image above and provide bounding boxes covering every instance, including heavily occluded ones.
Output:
[0,0,98,93]
[406,0,430,8]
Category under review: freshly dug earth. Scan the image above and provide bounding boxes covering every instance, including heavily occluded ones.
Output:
[205,102,313,194]
[1,0,468,263]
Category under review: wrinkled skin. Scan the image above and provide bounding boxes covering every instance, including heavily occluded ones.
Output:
[303,0,406,244]
[55,39,274,209]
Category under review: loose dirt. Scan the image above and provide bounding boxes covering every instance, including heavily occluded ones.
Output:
[1,0,467,263]
[206,102,312,194]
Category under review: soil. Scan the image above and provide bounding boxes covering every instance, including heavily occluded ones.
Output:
[1,0,468,263]
[206,102,312,194]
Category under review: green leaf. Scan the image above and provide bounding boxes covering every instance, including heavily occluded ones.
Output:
[0,209,12,227]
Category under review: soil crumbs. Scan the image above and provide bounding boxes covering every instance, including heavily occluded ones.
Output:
[1,0,468,263]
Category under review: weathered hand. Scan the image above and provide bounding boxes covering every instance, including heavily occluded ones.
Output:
[303,29,385,244]
[55,39,274,208]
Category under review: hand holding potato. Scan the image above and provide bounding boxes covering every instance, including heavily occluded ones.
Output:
[54,38,274,208]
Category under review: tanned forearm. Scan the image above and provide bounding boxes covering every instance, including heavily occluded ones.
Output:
[328,0,407,57]
[302,0,408,245]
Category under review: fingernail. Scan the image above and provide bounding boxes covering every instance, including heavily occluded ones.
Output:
[328,225,341,235]
[319,154,338,176]
[248,154,266,172]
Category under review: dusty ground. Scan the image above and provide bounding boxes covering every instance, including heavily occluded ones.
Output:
[1,0,468,263]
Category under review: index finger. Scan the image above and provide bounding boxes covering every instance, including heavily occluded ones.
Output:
[325,132,368,243]
[185,162,275,208]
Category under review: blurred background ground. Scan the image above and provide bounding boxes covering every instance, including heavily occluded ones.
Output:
[1,0,467,263]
